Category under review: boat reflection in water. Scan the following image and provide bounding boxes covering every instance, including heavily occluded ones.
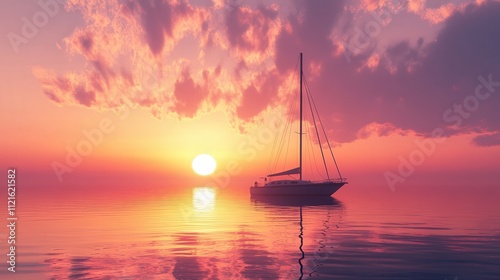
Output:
[251,195,344,279]
[251,195,340,207]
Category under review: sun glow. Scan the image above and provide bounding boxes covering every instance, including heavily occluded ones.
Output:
[192,154,217,176]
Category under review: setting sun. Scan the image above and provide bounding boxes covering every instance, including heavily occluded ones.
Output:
[192,154,217,176]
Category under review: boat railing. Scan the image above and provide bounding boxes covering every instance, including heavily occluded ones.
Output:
[252,178,348,187]
[323,178,348,183]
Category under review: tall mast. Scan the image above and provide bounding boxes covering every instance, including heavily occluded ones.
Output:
[299,53,303,181]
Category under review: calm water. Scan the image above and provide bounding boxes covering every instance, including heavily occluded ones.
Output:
[2,185,499,279]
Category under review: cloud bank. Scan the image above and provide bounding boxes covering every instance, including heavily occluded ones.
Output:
[34,0,500,145]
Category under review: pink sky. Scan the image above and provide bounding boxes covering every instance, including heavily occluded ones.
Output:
[1,0,500,190]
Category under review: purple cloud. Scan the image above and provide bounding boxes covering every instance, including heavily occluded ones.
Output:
[273,0,500,144]
[472,132,500,147]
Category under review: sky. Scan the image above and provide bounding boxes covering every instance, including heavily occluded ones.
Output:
[1,0,500,191]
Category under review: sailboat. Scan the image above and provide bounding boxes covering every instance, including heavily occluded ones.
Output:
[250,53,347,197]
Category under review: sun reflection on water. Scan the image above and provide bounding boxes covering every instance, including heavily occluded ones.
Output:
[192,187,216,212]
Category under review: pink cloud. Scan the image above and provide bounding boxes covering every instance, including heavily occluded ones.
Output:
[173,67,222,118]
[34,0,213,118]
[225,4,281,64]
[119,0,208,56]
[236,68,282,120]
[407,1,486,24]
[355,0,481,24]
[355,0,407,14]
[408,0,426,13]
[33,0,500,146]
[422,3,461,24]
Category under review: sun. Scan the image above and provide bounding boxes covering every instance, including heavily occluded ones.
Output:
[192,154,217,176]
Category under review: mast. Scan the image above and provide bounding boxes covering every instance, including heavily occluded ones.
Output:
[299,53,303,181]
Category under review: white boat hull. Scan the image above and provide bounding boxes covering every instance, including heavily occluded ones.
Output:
[250,181,346,197]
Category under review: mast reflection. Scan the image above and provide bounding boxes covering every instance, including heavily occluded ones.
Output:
[251,196,343,279]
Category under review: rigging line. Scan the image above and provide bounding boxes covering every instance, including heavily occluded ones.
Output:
[304,75,343,180]
[304,123,313,178]
[304,100,325,180]
[310,102,327,180]
[268,103,285,174]
[266,111,284,174]
[275,61,300,172]
[266,99,288,174]
[268,58,300,173]
[301,76,325,180]
[283,96,297,170]
[304,77,330,179]
[273,91,295,172]
[283,119,292,170]
[309,128,325,180]
[266,115,281,174]
[274,113,290,172]
[271,115,285,172]
[266,128,279,174]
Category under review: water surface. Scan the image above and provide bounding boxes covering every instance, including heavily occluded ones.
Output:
[2,185,499,279]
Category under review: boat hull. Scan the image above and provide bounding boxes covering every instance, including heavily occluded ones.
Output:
[250,181,346,197]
